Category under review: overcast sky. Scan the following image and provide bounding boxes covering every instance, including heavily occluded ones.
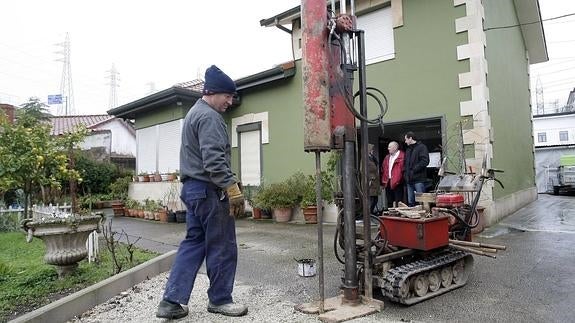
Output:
[0,0,573,116]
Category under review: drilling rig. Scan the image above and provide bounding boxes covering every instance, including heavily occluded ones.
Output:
[299,0,505,319]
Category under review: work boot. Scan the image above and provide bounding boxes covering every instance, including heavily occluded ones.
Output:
[156,300,188,319]
[207,301,248,317]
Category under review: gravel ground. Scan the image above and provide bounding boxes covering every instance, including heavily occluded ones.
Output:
[69,271,398,323]
[70,272,322,323]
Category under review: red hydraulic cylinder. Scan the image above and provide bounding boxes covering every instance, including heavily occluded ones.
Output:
[302,0,331,152]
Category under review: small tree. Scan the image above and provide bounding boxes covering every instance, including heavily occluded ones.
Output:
[0,97,86,217]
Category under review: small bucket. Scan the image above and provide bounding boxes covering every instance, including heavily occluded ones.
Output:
[296,258,316,277]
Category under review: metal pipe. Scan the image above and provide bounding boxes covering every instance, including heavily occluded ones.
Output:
[449,239,507,250]
[315,152,325,313]
[478,247,498,254]
[450,244,497,259]
[340,0,346,14]
[357,29,373,299]
[342,140,359,303]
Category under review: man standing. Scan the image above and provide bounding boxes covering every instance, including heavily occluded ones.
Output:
[381,141,404,208]
[156,65,248,319]
[403,131,429,207]
[367,144,381,214]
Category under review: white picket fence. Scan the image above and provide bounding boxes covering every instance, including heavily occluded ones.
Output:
[0,204,100,263]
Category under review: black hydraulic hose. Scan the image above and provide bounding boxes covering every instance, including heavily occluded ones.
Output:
[371,214,388,257]
[333,36,389,125]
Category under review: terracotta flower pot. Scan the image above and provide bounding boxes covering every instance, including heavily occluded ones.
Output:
[158,209,168,222]
[302,206,318,224]
[252,207,262,220]
[273,207,292,223]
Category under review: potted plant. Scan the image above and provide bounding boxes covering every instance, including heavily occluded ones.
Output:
[263,182,299,223]
[157,202,169,222]
[167,170,177,181]
[124,198,139,217]
[244,185,262,220]
[300,172,334,224]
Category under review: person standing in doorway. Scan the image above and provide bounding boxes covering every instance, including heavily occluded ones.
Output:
[156,65,248,319]
[367,144,381,214]
[403,131,430,207]
[381,141,404,208]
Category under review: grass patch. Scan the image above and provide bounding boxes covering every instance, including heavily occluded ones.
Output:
[0,231,159,321]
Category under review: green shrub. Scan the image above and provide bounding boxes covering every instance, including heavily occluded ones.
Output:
[109,176,131,201]
[0,212,20,232]
[253,182,299,209]
[300,171,334,207]
[75,152,124,195]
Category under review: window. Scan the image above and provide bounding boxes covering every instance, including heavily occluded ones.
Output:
[136,119,182,174]
[537,132,547,143]
[237,123,262,186]
[293,6,395,63]
[356,6,395,64]
[559,131,569,142]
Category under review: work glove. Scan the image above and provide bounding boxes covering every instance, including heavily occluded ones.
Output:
[226,182,244,207]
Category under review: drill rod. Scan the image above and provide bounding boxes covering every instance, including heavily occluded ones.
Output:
[449,239,507,250]
[315,152,325,313]
[449,244,497,259]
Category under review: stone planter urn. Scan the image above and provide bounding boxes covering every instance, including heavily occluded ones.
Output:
[22,213,104,278]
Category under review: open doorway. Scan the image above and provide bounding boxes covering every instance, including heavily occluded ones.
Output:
[364,116,445,191]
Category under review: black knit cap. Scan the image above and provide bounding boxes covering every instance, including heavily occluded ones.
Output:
[203,65,236,95]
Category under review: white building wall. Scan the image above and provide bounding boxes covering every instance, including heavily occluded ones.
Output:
[94,120,136,156]
[80,132,111,153]
[532,114,575,146]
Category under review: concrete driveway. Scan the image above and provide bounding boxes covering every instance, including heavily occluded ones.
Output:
[107,194,575,322]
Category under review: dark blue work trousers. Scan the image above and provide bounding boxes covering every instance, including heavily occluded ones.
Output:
[163,180,237,306]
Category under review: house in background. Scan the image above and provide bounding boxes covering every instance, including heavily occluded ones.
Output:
[532,111,575,193]
[109,0,547,225]
[50,115,136,169]
[0,104,16,124]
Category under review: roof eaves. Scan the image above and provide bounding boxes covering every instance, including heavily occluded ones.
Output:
[236,61,296,91]
[86,116,115,129]
[533,111,575,118]
[260,5,301,27]
[513,0,548,64]
[107,87,202,118]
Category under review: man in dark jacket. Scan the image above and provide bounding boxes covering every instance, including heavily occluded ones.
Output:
[403,131,429,206]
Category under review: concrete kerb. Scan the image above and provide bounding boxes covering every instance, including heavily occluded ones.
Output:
[10,250,176,323]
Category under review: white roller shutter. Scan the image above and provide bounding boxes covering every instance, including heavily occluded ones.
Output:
[136,126,157,174]
[240,130,261,186]
[357,7,395,64]
[158,120,182,173]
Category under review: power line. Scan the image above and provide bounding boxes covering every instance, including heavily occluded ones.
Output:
[531,58,575,69]
[548,39,575,44]
[484,12,575,31]
[534,66,575,76]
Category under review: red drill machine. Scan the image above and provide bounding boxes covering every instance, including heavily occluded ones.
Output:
[300,0,506,316]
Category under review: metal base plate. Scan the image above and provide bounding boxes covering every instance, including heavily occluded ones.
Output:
[295,295,384,322]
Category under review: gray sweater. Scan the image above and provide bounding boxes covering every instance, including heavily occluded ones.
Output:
[179,99,235,189]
